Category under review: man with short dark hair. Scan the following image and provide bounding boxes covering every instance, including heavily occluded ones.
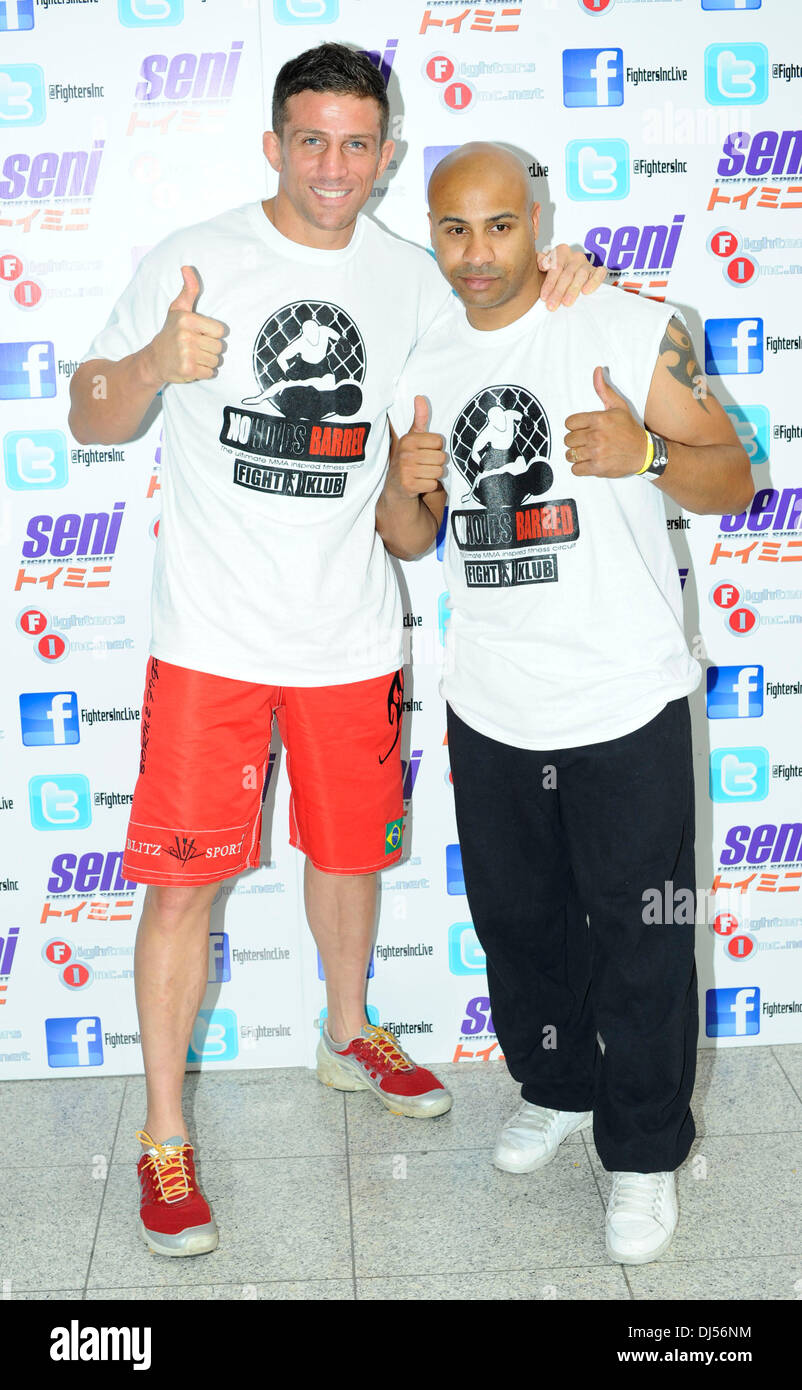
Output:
[70,49,603,1257]
[379,143,753,1265]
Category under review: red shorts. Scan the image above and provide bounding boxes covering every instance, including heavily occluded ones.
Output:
[122,658,405,884]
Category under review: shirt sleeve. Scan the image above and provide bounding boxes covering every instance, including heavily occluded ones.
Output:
[416,250,453,342]
[80,243,180,365]
[389,256,451,436]
[389,355,418,439]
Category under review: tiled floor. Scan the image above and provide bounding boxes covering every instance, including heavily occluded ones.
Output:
[3,1045,801,1301]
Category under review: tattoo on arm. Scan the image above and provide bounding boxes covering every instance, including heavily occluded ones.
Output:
[659,315,709,414]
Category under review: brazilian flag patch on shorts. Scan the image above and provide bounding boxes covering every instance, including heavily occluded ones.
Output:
[385,818,403,854]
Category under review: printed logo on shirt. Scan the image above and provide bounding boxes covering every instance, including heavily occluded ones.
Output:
[448,384,579,588]
[221,299,371,501]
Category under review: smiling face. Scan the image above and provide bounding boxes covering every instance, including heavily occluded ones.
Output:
[428,144,542,329]
[263,90,395,250]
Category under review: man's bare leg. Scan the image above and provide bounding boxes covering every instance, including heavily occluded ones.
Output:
[134,881,219,1141]
[304,860,376,1042]
[306,858,452,1116]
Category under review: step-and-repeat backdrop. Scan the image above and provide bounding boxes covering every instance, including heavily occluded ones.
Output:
[1,0,800,1078]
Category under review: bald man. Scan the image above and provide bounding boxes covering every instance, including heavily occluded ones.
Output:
[377,143,753,1266]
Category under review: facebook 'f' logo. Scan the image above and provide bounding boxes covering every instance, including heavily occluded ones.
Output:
[563,49,623,107]
[208,932,230,983]
[0,1,36,30]
[446,843,465,895]
[706,986,760,1037]
[706,665,763,719]
[705,43,768,104]
[0,342,57,399]
[46,1016,103,1067]
[704,318,763,375]
[566,139,629,200]
[19,691,79,746]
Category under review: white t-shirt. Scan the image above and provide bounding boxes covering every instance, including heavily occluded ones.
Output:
[391,284,701,749]
[83,202,450,685]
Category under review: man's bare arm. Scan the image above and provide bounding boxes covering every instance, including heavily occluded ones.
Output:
[68,265,225,445]
[375,398,447,561]
[69,349,165,445]
[564,316,754,516]
[642,317,754,515]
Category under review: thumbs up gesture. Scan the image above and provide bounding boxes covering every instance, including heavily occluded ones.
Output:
[145,265,227,388]
[563,366,649,477]
[386,395,447,498]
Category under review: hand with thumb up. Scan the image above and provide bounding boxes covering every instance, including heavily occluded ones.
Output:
[144,265,227,388]
[386,395,447,499]
[563,366,649,478]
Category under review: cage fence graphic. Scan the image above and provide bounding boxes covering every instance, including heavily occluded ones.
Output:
[451,385,552,505]
[252,300,366,393]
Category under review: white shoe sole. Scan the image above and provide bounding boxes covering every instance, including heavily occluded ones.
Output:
[605,1224,676,1265]
[493,1112,593,1174]
[316,1041,452,1119]
[139,1217,219,1257]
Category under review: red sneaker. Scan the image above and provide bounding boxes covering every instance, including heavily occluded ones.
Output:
[136,1131,219,1257]
[316,1023,452,1118]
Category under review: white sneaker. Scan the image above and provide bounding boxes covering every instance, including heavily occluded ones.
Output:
[605,1170,678,1264]
[492,1102,592,1173]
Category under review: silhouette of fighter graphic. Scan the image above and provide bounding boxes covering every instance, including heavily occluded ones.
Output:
[243,316,362,422]
[464,404,553,508]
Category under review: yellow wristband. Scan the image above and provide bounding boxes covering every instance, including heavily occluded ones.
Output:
[637,430,654,475]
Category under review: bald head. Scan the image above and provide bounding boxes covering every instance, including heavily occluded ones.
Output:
[428,142,533,213]
[426,141,543,330]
